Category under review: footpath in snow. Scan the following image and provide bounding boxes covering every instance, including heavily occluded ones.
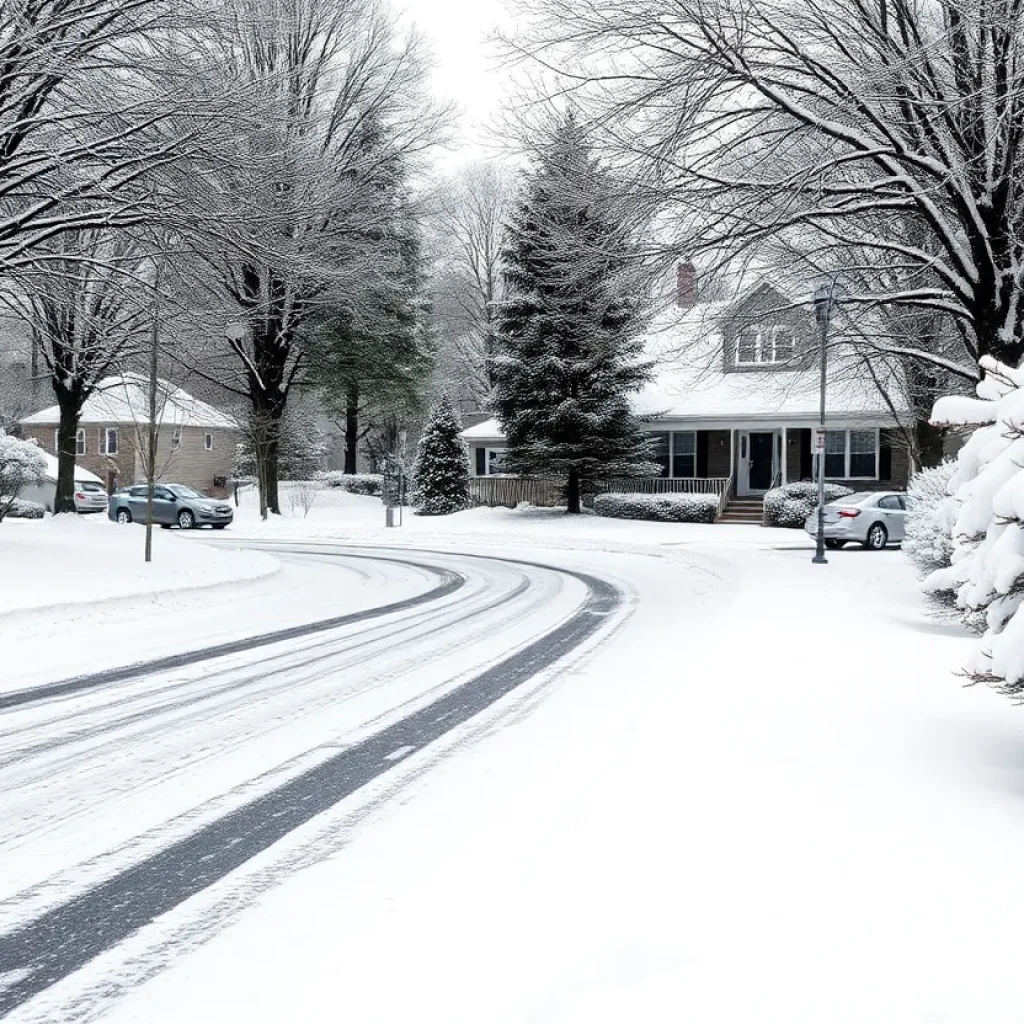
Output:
[10,485,1024,1023]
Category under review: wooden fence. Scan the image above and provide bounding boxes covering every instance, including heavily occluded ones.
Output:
[468,475,734,514]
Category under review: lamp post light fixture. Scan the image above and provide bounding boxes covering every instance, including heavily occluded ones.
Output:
[811,280,838,565]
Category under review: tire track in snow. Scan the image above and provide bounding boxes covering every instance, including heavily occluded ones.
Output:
[0,547,621,1016]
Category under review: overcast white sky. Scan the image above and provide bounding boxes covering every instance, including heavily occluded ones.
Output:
[397,0,516,167]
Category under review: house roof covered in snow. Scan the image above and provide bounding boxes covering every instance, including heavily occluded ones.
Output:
[38,451,103,485]
[462,285,908,440]
[22,375,237,430]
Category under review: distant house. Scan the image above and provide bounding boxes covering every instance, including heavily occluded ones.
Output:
[20,375,238,495]
[462,273,911,514]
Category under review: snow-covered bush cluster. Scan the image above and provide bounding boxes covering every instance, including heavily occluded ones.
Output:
[314,472,383,497]
[903,461,958,608]
[4,498,44,520]
[0,432,47,523]
[925,357,1024,691]
[763,481,854,528]
[413,397,469,516]
[594,492,718,523]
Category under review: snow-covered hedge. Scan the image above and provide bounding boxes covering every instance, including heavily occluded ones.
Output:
[925,357,1024,691]
[5,498,44,519]
[594,492,718,523]
[0,432,47,523]
[763,481,855,528]
[903,461,958,604]
[314,472,383,497]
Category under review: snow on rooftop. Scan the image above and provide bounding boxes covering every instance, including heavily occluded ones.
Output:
[37,451,103,485]
[22,375,237,430]
[459,299,905,441]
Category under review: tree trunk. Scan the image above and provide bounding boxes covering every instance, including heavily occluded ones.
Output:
[265,428,281,515]
[344,384,358,474]
[565,469,582,514]
[53,401,81,514]
[916,418,947,469]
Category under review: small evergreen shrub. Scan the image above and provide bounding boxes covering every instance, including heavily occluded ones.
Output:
[594,492,719,523]
[5,498,44,519]
[763,481,855,528]
[314,472,383,497]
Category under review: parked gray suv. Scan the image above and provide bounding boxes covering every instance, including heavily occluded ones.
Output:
[108,483,233,530]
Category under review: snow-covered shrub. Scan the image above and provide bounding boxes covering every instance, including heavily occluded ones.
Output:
[4,498,44,519]
[412,397,469,516]
[287,481,318,518]
[594,492,719,523]
[925,358,1024,691]
[0,432,47,523]
[763,481,855,528]
[903,461,958,606]
[314,471,383,497]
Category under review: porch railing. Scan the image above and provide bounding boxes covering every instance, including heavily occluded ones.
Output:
[717,475,735,519]
[601,477,731,496]
[468,476,564,509]
[468,475,733,512]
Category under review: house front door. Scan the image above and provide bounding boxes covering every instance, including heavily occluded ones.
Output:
[739,431,775,495]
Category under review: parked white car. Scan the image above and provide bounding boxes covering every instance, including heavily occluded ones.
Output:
[73,480,109,514]
[803,491,907,550]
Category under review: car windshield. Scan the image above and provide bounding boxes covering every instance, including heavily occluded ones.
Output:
[167,485,203,499]
[77,481,105,492]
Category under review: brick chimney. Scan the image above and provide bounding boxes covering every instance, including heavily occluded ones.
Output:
[676,261,696,309]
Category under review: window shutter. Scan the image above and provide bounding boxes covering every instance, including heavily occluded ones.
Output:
[696,432,709,478]
[879,435,893,480]
[475,447,486,476]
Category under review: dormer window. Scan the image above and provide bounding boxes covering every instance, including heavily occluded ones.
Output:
[735,325,796,366]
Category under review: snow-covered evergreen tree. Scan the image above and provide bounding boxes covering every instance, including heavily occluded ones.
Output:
[904,460,959,610]
[925,358,1024,689]
[412,396,469,516]
[491,113,655,514]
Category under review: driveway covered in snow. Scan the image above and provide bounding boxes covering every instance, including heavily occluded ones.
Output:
[2,502,1022,1023]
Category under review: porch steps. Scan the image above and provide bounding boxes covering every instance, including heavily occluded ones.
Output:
[718,498,764,525]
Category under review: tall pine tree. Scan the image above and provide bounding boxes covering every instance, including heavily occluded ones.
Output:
[491,114,655,514]
[412,395,470,515]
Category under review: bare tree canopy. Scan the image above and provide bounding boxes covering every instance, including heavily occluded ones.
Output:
[505,0,1024,372]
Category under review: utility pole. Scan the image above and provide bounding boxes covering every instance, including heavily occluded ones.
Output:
[144,259,162,564]
[811,279,837,565]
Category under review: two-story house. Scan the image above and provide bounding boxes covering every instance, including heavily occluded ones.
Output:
[462,272,911,514]
[20,374,238,495]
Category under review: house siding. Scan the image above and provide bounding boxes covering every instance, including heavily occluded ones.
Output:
[21,423,235,495]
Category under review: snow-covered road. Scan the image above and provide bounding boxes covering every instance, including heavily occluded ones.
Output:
[0,542,624,1016]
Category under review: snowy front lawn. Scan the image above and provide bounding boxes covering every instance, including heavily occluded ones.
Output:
[0,515,277,620]
[76,518,1024,1024]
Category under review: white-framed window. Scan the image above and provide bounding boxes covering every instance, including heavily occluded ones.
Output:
[101,427,119,456]
[53,428,86,455]
[734,325,797,366]
[485,448,509,475]
[649,431,697,478]
[171,427,182,451]
[204,432,213,451]
[823,428,878,479]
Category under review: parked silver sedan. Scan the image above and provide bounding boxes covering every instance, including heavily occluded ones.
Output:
[108,483,233,530]
[803,491,906,550]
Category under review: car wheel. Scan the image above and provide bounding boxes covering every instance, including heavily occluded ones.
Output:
[177,509,195,530]
[864,523,888,550]
[116,508,132,524]
[825,540,846,550]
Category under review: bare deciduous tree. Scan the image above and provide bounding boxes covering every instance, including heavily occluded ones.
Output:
[505,0,1024,371]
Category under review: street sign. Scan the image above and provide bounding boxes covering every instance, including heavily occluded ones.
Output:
[815,428,827,452]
